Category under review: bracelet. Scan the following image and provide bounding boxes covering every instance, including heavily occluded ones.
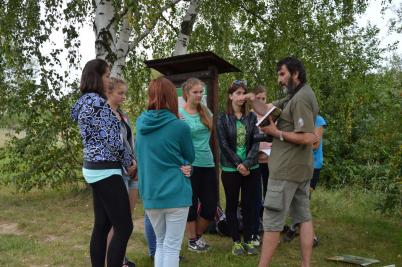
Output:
[279,131,284,142]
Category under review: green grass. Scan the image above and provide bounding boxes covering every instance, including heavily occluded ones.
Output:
[0,186,401,267]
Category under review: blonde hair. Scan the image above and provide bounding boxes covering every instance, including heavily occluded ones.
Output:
[109,77,127,91]
[182,78,212,131]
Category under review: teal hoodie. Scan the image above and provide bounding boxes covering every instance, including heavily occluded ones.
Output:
[136,109,195,209]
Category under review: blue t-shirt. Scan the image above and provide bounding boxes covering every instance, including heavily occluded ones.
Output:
[313,115,327,169]
[82,168,122,183]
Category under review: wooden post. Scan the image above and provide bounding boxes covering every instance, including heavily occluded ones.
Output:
[207,65,220,203]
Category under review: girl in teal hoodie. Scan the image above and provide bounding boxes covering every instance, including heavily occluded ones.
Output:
[136,77,194,267]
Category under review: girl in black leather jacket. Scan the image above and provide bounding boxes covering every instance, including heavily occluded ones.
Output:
[216,81,261,256]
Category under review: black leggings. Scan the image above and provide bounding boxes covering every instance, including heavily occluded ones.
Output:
[90,175,133,267]
[187,166,218,221]
[260,163,269,199]
[221,168,260,243]
[260,163,269,218]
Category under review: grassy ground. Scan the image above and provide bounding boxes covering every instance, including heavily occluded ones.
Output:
[0,185,401,267]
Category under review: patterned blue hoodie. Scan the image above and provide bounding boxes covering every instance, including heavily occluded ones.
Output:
[71,93,133,168]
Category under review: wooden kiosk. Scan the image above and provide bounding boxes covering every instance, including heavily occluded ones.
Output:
[144,51,240,200]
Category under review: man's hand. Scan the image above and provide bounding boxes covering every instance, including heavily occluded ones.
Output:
[180,165,192,177]
[260,116,280,137]
[311,133,320,145]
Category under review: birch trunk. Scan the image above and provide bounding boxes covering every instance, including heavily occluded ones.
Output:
[94,0,117,64]
[173,0,201,56]
[110,15,132,78]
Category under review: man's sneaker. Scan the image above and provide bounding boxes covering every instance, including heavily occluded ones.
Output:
[250,234,261,247]
[231,241,245,256]
[243,242,259,255]
[313,235,319,248]
[188,238,208,253]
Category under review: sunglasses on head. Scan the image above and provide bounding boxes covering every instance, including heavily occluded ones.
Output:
[232,80,247,86]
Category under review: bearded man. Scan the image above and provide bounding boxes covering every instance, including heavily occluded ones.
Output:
[246,57,319,267]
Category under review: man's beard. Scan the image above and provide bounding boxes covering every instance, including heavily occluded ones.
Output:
[284,79,297,95]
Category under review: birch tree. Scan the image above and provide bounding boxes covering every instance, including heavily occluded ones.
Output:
[173,0,201,55]
[93,0,183,77]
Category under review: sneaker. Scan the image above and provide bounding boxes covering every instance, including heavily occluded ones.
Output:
[188,238,208,253]
[197,236,210,250]
[123,257,136,267]
[232,241,245,256]
[250,234,261,247]
[243,242,259,255]
[313,235,319,248]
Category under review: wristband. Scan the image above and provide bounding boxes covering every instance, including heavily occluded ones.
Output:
[279,131,284,142]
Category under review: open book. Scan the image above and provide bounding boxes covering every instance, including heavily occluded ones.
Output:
[256,106,281,127]
[327,255,380,266]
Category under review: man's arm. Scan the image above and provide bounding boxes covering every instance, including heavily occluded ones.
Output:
[244,93,272,116]
[260,116,318,145]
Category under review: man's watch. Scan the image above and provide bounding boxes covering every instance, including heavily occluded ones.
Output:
[279,131,284,142]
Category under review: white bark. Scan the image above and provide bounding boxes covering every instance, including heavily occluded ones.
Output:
[94,0,117,63]
[173,0,201,56]
[110,15,132,78]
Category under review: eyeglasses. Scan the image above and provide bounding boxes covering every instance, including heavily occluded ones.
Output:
[232,80,247,86]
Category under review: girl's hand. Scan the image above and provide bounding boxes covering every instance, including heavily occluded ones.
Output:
[180,165,192,177]
[127,160,137,176]
[237,164,250,176]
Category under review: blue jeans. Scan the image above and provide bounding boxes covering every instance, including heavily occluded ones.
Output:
[144,213,156,257]
[146,207,189,267]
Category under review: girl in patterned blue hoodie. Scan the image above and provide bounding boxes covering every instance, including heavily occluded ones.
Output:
[71,59,135,267]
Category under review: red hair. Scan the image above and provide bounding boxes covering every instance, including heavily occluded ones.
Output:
[147,77,179,118]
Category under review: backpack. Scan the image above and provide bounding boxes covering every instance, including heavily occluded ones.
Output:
[204,205,231,236]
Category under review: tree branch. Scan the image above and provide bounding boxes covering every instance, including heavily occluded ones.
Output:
[225,0,268,23]
[224,0,283,35]
[129,0,182,51]
[162,13,180,34]
[106,7,129,31]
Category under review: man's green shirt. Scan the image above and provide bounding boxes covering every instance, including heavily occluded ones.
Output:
[269,84,319,182]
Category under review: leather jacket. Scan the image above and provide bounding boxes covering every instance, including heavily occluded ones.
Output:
[217,112,260,169]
